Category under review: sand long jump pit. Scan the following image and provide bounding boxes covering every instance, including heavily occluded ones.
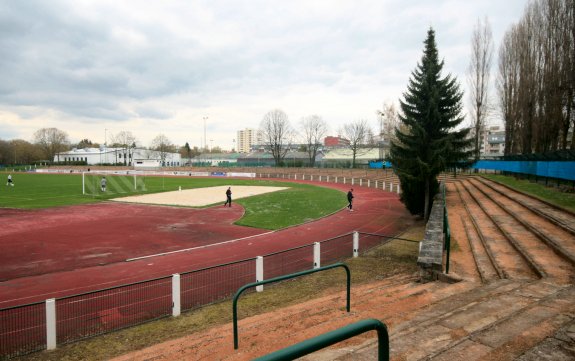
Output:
[111,185,289,207]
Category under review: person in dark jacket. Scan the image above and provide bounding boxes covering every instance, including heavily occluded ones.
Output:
[224,187,232,207]
[347,188,354,211]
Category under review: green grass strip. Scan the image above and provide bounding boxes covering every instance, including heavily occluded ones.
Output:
[481,174,575,213]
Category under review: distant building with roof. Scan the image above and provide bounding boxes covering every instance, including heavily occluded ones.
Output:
[321,148,381,167]
[191,153,244,167]
[324,136,350,147]
[54,147,181,167]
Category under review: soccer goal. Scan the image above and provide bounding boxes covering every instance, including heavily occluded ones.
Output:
[82,172,147,196]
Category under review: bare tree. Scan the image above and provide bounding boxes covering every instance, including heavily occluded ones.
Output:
[341,119,374,168]
[376,102,400,159]
[259,109,294,166]
[300,115,328,167]
[150,134,176,166]
[497,0,574,154]
[33,128,70,162]
[498,27,521,155]
[468,16,494,161]
[111,131,138,165]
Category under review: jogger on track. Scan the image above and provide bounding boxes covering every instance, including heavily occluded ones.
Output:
[224,187,232,207]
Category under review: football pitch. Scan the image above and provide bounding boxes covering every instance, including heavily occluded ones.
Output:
[0,171,348,230]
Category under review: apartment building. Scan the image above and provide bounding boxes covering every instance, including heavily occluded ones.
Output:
[236,128,260,153]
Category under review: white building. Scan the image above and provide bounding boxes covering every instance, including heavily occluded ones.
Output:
[480,125,505,158]
[54,147,182,167]
[236,128,260,153]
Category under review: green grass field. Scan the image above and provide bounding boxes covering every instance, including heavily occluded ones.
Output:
[0,171,347,230]
[482,174,575,213]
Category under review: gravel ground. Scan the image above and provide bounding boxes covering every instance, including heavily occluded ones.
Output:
[111,185,289,207]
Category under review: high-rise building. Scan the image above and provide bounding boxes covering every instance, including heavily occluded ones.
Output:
[236,128,260,153]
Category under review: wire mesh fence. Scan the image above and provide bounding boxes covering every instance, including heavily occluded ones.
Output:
[181,258,256,311]
[0,231,420,358]
[263,244,314,279]
[0,302,46,358]
[320,234,354,265]
[56,276,173,345]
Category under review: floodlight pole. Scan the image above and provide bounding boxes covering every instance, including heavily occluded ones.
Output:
[203,116,208,152]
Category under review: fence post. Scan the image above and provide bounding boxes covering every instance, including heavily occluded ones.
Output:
[256,256,264,292]
[383,181,386,190]
[172,274,181,317]
[397,183,401,194]
[314,242,321,268]
[46,298,57,350]
[353,231,359,257]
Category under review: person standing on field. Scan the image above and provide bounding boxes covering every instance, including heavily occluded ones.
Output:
[6,174,14,187]
[347,188,354,211]
[101,176,107,192]
[224,187,232,207]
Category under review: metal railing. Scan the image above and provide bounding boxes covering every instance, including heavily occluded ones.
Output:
[0,231,417,358]
[443,184,451,274]
[254,318,389,361]
[232,263,351,349]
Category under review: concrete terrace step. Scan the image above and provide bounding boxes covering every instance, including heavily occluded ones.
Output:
[111,274,471,361]
[311,280,574,361]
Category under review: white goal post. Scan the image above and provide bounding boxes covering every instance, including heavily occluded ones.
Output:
[82,172,145,195]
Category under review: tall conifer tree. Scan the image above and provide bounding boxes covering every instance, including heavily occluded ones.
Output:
[390,28,472,220]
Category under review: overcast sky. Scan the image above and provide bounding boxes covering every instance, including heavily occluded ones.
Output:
[0,0,528,150]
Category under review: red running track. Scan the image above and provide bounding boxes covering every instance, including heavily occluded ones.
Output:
[0,180,414,308]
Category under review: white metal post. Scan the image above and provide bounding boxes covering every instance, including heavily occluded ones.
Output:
[397,183,401,194]
[82,172,85,194]
[172,274,181,317]
[46,298,57,350]
[353,231,359,258]
[313,242,321,269]
[134,174,137,190]
[256,256,264,292]
[383,181,386,191]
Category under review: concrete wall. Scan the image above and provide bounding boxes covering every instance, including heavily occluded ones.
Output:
[417,186,446,282]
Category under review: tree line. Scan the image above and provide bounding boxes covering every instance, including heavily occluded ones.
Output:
[498,0,574,154]
[0,128,206,166]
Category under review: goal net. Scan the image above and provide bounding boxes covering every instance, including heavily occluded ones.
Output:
[82,172,147,196]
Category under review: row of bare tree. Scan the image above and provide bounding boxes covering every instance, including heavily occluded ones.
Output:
[498,0,574,154]
[259,109,379,167]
